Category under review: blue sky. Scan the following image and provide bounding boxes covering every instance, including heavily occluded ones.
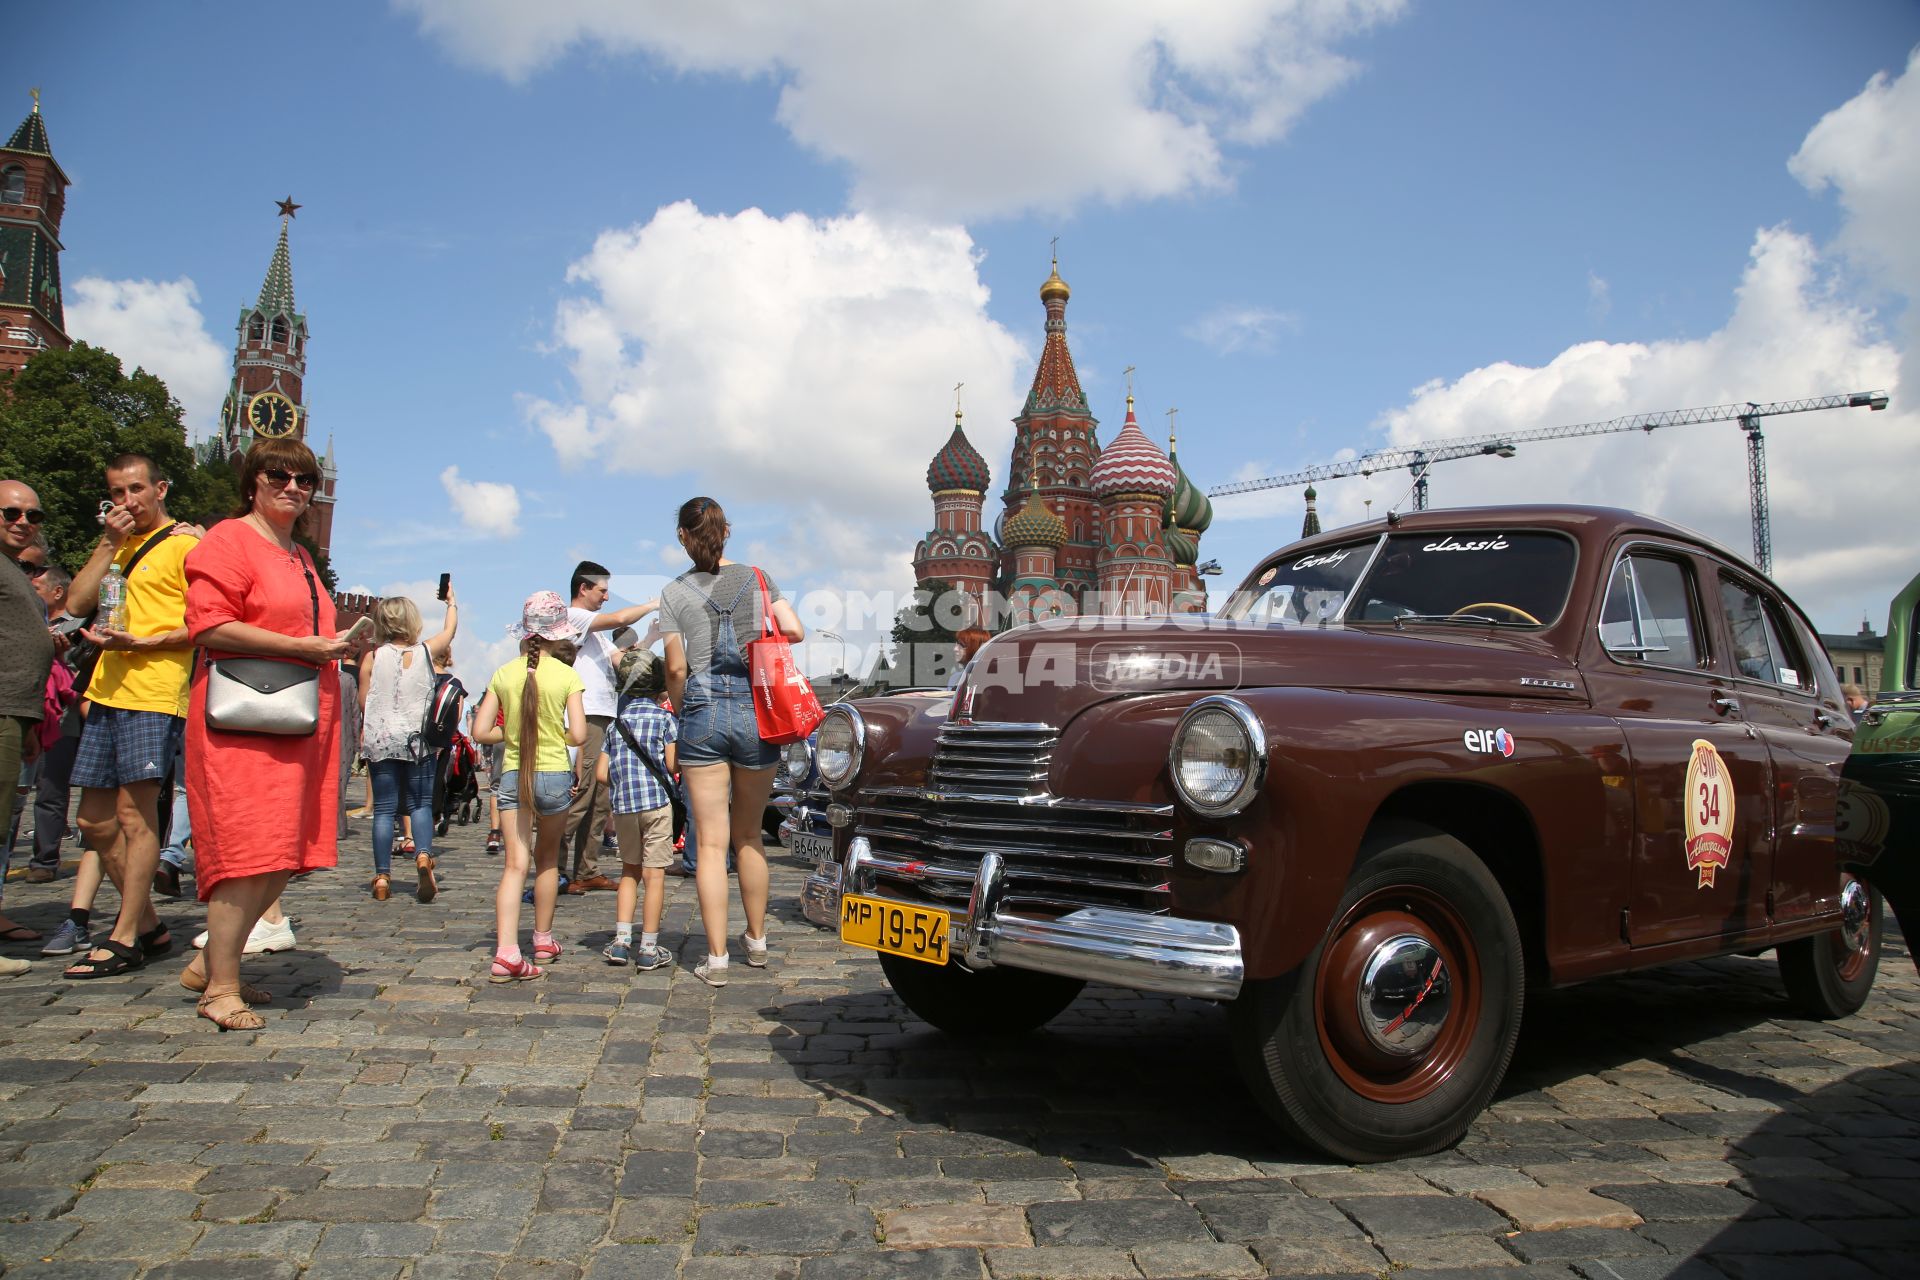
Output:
[12,2,1919,684]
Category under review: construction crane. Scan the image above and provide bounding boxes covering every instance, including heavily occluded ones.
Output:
[1209,391,1890,574]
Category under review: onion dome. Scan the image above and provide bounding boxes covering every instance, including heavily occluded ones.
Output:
[926,410,990,493]
[1040,257,1070,304]
[1168,454,1212,534]
[1090,396,1177,500]
[1164,523,1199,567]
[1003,476,1067,548]
[1301,485,1322,538]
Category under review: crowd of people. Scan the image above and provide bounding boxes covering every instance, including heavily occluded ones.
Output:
[1,446,804,1026]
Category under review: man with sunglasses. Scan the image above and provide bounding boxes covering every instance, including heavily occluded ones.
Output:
[0,480,57,972]
[58,454,198,980]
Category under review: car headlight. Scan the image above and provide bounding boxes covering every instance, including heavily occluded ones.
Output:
[815,707,865,789]
[782,739,813,779]
[1168,696,1267,818]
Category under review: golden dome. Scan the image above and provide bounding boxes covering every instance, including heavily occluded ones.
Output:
[1040,259,1070,303]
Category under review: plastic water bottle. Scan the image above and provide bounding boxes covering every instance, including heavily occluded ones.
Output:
[100,563,127,633]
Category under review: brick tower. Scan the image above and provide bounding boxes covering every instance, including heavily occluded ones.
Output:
[0,92,71,375]
[912,405,997,623]
[212,200,338,556]
[997,258,1100,608]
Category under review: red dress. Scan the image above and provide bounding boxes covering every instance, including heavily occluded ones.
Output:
[183,519,341,899]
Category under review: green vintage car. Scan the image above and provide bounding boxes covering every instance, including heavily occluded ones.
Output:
[1841,569,1920,966]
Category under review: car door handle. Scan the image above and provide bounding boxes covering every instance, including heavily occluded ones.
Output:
[1712,694,1740,715]
[1814,710,1833,730]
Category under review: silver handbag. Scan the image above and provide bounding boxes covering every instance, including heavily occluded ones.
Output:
[201,554,323,736]
[205,658,320,735]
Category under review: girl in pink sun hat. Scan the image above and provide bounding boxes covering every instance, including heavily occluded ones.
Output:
[470,591,587,982]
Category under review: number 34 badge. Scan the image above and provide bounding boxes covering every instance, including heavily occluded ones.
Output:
[1684,738,1735,889]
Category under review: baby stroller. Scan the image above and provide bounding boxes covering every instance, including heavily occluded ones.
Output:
[435,732,482,836]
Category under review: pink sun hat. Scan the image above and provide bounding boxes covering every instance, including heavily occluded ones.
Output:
[508,590,581,641]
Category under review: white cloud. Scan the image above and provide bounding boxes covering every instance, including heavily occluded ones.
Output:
[440,466,522,538]
[523,202,1030,592]
[1185,304,1300,354]
[1217,226,1911,630]
[398,0,1405,219]
[65,277,227,440]
[1586,271,1611,324]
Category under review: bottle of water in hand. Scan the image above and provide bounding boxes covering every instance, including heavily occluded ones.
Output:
[101,563,127,633]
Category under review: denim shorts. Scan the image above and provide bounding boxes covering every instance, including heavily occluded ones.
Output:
[678,693,778,770]
[496,769,574,815]
[71,707,184,790]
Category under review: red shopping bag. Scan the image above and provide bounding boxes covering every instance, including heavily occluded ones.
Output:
[747,567,823,746]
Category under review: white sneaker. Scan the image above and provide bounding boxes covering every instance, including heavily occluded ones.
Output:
[741,931,769,968]
[192,916,297,955]
[0,956,29,979]
[694,956,728,987]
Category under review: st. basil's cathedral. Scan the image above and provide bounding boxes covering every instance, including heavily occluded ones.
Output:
[912,259,1214,625]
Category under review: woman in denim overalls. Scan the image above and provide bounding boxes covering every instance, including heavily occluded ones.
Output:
[661,498,806,986]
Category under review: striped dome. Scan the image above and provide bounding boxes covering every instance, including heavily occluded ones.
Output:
[1090,398,1176,499]
[1163,522,1199,567]
[927,416,990,493]
[1168,451,1213,533]
[1003,489,1066,547]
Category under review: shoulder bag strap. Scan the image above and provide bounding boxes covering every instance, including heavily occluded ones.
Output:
[119,524,171,578]
[753,567,775,637]
[614,716,677,794]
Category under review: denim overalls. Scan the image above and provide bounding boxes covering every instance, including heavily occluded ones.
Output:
[678,570,779,770]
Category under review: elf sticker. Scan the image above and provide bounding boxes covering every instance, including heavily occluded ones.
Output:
[1683,738,1734,889]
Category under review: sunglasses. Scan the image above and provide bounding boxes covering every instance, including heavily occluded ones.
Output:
[261,469,320,492]
[1,506,46,525]
[23,562,49,578]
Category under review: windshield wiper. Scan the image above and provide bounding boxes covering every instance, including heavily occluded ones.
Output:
[1390,612,1520,628]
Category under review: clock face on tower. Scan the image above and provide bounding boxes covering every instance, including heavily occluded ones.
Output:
[248,391,298,439]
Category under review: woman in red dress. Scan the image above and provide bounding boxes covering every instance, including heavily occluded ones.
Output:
[177,439,349,1031]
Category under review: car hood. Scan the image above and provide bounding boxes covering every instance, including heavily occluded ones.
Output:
[956,616,1586,729]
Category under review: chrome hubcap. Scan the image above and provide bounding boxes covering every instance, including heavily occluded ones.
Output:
[1839,880,1871,955]
[1357,933,1451,1057]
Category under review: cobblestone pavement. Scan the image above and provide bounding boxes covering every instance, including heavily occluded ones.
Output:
[1,819,1915,1280]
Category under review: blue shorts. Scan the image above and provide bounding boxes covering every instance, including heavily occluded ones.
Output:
[496,769,574,816]
[678,693,778,770]
[71,707,184,790]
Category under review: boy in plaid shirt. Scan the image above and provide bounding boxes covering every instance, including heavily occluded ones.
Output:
[603,650,678,969]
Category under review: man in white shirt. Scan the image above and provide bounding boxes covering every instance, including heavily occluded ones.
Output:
[562,560,656,891]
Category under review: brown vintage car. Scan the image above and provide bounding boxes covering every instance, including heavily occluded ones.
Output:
[800,505,1883,1162]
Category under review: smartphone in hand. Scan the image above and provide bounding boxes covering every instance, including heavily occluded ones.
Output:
[437,573,451,602]
[342,615,375,645]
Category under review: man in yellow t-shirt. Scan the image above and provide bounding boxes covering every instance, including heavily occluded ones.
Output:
[60,453,198,979]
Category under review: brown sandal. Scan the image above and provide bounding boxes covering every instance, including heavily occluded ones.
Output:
[197,992,266,1032]
[416,853,437,904]
[372,873,391,901]
[179,969,272,1005]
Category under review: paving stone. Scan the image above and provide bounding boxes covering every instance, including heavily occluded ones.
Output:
[881,1204,1029,1248]
[696,1206,878,1255]
[1334,1194,1510,1238]
[0,1220,82,1261]
[56,1220,202,1260]
[276,1186,430,1221]
[1590,1182,1764,1221]
[1569,1260,1735,1280]
[515,1213,613,1260]
[984,1247,1141,1279]
[1128,1241,1264,1277]
[184,1222,325,1260]
[1026,1198,1212,1247]
[65,1187,202,1219]
[315,1222,441,1257]
[142,1265,303,1280]
[1504,1228,1664,1264]
[1478,1187,1644,1231]
[1189,1192,1366,1242]
[582,1244,684,1280]
[1248,1236,1386,1275]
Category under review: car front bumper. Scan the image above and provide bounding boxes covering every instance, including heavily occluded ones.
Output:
[802,836,1244,1002]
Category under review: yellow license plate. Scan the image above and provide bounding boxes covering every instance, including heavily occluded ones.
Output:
[840,894,950,965]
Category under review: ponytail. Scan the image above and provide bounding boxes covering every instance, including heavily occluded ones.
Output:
[677,496,727,574]
[518,638,544,813]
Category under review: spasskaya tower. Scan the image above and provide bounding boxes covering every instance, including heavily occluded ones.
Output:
[210,199,338,556]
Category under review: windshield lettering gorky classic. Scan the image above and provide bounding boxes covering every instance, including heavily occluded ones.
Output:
[1224,540,1374,626]
[1349,531,1576,627]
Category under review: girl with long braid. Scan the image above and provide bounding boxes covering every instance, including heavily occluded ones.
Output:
[470,592,586,983]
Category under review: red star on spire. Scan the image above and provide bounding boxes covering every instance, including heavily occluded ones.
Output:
[276,196,301,219]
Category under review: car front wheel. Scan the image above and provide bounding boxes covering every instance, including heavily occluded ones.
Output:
[879,951,1085,1036]
[1230,826,1524,1163]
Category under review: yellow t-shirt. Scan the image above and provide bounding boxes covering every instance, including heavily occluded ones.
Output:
[87,527,198,717]
[487,652,585,774]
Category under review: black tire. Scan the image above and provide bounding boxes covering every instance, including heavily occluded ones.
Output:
[879,951,1085,1036]
[1229,826,1524,1163]
[1778,875,1882,1019]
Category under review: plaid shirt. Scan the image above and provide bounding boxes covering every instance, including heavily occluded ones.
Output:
[606,696,678,815]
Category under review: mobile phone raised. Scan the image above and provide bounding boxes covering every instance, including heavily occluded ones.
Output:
[437,573,451,602]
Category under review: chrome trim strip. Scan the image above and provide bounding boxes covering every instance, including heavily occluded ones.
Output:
[862,785,1174,817]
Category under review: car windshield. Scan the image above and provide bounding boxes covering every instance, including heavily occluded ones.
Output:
[1222,540,1375,626]
[1348,530,1576,627]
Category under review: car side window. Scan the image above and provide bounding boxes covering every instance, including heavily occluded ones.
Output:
[1599,553,1702,669]
[1717,575,1810,690]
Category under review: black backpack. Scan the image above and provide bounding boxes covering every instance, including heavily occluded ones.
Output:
[419,668,466,751]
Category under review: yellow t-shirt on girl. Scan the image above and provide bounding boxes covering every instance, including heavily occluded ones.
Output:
[486,653,585,774]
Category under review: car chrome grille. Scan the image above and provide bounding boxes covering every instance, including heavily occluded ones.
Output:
[856,721,1173,916]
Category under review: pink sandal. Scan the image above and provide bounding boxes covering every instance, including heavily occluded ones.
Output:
[488,954,544,984]
[532,939,563,962]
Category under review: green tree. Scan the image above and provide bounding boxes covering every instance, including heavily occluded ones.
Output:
[0,342,236,571]
[890,577,959,650]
